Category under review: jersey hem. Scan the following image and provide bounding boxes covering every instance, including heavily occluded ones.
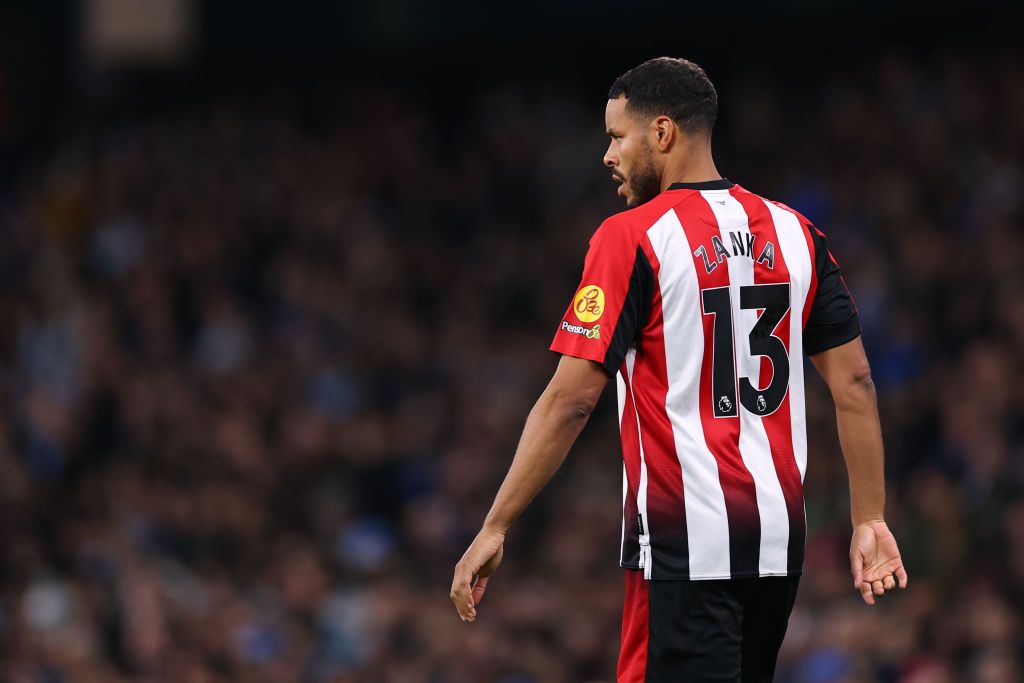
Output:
[620,563,803,581]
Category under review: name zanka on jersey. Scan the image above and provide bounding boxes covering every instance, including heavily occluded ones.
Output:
[693,231,776,274]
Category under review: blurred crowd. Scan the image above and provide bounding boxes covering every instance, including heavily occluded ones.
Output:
[1,47,1022,683]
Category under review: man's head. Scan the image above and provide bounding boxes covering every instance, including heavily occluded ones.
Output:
[604,57,718,207]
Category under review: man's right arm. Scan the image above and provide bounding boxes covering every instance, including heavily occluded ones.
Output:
[810,336,908,605]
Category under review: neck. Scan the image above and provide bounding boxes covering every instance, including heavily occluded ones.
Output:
[660,145,721,192]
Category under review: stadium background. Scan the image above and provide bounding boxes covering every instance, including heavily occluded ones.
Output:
[1,2,1023,681]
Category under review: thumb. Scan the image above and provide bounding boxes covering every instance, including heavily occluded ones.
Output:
[850,547,864,587]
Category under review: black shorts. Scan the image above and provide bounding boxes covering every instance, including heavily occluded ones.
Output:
[618,570,800,683]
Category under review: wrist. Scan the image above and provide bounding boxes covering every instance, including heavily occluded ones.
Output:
[481,518,510,536]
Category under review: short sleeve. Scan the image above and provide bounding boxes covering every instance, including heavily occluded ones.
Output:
[549,220,654,375]
[803,226,861,355]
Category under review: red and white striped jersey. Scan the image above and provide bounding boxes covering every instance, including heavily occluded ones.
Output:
[550,179,860,581]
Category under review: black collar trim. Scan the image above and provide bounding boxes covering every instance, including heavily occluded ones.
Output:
[667,178,734,191]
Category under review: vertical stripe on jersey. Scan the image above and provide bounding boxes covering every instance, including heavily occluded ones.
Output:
[617,369,641,567]
[764,201,814,484]
[621,462,627,559]
[624,349,650,574]
[794,215,819,330]
[767,202,812,572]
[646,208,732,579]
[701,190,791,575]
[728,190,809,574]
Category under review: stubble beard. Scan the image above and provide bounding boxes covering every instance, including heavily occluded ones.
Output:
[626,142,661,208]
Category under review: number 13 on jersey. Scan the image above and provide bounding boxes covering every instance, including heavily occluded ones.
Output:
[701,283,791,418]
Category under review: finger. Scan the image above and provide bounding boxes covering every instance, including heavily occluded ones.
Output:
[864,559,900,584]
[449,581,471,620]
[471,576,490,606]
[895,563,908,589]
[465,569,481,619]
[882,574,895,591]
[872,579,885,597]
[450,564,477,621]
[850,550,864,588]
[859,581,875,605]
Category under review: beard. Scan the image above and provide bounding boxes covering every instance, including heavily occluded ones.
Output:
[625,142,661,207]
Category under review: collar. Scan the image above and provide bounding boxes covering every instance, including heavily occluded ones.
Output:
[667,178,734,191]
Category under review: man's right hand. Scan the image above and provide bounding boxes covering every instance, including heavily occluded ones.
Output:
[850,520,908,605]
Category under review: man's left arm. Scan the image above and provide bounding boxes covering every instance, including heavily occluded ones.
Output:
[449,355,608,622]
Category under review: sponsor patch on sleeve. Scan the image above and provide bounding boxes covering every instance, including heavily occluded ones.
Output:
[572,285,605,323]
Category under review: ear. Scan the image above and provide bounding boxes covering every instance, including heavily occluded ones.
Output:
[652,115,675,152]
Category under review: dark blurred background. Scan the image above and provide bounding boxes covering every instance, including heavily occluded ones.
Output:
[1,2,1023,682]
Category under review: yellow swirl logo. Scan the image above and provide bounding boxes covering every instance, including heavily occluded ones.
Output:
[573,285,605,323]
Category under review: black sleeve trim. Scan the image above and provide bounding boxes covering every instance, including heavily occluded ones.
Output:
[804,316,861,355]
[602,246,654,376]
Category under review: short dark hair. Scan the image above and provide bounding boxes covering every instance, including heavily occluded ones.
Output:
[608,57,718,135]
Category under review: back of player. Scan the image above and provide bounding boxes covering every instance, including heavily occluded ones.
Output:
[671,182,860,582]
[549,176,859,581]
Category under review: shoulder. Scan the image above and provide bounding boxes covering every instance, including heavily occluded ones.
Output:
[741,190,834,265]
[737,186,823,243]
[755,193,816,230]
[595,191,700,244]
